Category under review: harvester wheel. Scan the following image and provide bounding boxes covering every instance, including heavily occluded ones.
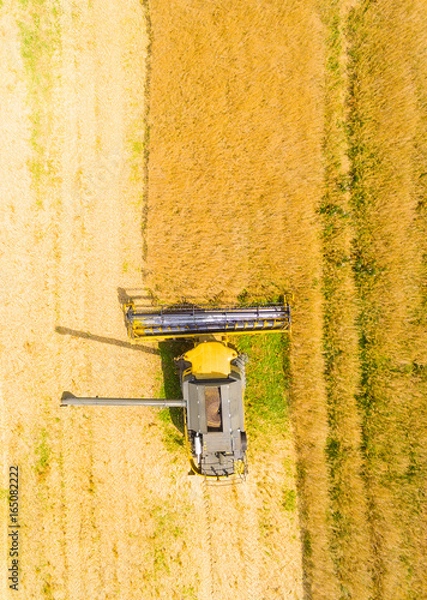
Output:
[232,354,248,387]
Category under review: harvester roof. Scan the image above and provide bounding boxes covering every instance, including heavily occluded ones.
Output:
[183,341,237,379]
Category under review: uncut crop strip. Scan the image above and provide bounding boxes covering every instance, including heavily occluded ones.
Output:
[348,1,427,598]
[319,1,373,598]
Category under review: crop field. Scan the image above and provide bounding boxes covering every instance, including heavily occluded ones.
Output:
[1,0,426,599]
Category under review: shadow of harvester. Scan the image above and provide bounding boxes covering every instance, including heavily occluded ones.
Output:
[158,340,193,436]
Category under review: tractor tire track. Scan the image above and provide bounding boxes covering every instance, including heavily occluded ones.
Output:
[188,457,303,600]
[191,477,214,600]
[236,480,262,600]
[197,478,262,600]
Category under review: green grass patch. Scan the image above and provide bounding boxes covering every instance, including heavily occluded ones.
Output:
[282,488,297,512]
[147,503,189,580]
[158,407,185,453]
[35,428,51,476]
[17,0,61,197]
[156,341,192,454]
[158,340,191,400]
[232,333,291,442]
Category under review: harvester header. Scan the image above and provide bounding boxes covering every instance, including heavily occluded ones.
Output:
[124,303,291,340]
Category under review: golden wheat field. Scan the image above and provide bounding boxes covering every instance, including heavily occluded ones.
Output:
[1,0,427,599]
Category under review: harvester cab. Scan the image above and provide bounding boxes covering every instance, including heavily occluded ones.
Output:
[61,302,291,479]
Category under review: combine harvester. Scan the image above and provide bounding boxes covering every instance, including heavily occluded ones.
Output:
[61,301,291,479]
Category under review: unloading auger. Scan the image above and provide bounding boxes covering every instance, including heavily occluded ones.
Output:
[61,301,291,479]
